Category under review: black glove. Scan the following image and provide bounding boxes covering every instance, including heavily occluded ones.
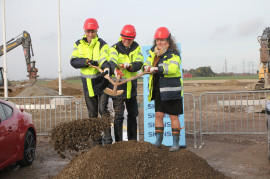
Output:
[101,68,110,77]
[87,59,99,67]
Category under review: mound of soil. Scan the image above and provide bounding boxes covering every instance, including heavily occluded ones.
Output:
[8,86,26,97]
[55,141,226,179]
[15,85,59,97]
[43,79,83,97]
[222,79,242,86]
[50,117,111,153]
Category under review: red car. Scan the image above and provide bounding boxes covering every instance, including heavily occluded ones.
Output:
[0,99,36,170]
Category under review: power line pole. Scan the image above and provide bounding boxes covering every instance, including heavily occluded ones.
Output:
[251,61,254,74]
[249,61,251,74]
[225,59,227,73]
[243,59,245,74]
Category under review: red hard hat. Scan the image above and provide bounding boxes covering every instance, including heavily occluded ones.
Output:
[120,25,136,39]
[154,27,170,39]
[83,18,99,30]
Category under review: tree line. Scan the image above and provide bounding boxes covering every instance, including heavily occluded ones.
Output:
[183,66,215,77]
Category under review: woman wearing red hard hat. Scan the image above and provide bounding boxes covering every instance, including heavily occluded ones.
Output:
[143,27,183,152]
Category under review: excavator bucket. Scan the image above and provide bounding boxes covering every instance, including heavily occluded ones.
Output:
[26,66,39,85]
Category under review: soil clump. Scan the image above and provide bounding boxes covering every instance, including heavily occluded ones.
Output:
[50,117,111,154]
[55,141,227,179]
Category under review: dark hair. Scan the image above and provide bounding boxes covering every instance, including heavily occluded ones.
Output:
[153,36,180,55]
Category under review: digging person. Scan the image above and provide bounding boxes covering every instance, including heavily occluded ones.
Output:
[70,18,112,145]
[109,24,143,142]
[143,27,183,151]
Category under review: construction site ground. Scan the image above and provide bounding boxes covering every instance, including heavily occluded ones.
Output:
[1,78,270,178]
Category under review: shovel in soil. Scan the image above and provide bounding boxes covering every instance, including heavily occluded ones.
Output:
[90,65,124,96]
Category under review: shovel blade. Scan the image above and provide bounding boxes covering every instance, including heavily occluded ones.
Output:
[103,88,124,96]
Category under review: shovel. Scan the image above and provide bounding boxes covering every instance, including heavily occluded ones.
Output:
[90,65,124,96]
[103,70,124,96]
[116,71,151,86]
[107,64,152,96]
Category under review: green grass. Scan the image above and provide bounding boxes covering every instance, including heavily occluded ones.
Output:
[65,80,82,84]
[183,75,258,81]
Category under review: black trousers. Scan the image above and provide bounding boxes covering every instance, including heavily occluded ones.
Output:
[112,96,138,142]
[85,93,112,145]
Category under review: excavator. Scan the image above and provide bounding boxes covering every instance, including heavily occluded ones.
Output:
[255,27,270,90]
[0,31,38,92]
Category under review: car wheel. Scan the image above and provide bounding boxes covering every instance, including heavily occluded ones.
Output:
[18,130,36,166]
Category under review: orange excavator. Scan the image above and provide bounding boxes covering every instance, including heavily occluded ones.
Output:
[0,31,38,92]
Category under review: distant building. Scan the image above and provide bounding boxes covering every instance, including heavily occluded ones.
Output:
[183,73,192,78]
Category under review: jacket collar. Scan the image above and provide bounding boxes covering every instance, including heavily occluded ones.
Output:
[115,37,139,55]
[82,35,98,46]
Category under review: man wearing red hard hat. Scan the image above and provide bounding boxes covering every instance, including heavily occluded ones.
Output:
[70,18,112,145]
[109,24,143,142]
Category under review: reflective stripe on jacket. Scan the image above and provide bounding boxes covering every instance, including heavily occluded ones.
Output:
[144,46,183,102]
[109,37,143,99]
[70,36,110,97]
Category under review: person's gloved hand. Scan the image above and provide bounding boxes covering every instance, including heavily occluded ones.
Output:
[87,59,99,67]
[144,66,158,73]
[144,65,151,72]
[154,46,161,57]
[114,68,124,79]
[149,67,158,73]
[103,68,110,76]
[119,63,131,70]
[154,46,167,57]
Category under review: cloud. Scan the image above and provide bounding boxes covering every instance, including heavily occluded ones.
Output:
[237,18,263,37]
[211,25,229,39]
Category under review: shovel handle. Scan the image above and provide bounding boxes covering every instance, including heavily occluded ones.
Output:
[113,73,121,93]
[117,71,151,86]
[90,65,116,85]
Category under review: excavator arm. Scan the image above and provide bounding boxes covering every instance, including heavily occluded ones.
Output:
[0,31,38,84]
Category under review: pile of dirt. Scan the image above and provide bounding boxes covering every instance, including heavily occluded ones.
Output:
[15,85,59,97]
[50,117,111,153]
[8,86,26,97]
[43,79,82,97]
[55,141,226,179]
[222,79,242,86]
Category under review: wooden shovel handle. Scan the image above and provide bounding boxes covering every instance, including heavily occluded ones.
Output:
[117,72,151,86]
[90,65,116,85]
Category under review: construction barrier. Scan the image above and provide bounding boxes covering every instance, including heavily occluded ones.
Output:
[198,90,270,148]
[2,90,269,149]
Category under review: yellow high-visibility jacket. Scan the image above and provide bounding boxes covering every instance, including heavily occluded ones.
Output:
[144,46,183,102]
[70,36,110,97]
[109,38,143,99]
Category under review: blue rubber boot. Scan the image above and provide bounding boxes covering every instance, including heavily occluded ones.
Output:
[169,128,180,152]
[154,127,164,148]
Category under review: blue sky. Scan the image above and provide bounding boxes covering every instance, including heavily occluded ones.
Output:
[0,0,269,80]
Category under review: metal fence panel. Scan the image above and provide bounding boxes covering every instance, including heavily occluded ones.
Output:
[1,96,79,135]
[198,90,270,146]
